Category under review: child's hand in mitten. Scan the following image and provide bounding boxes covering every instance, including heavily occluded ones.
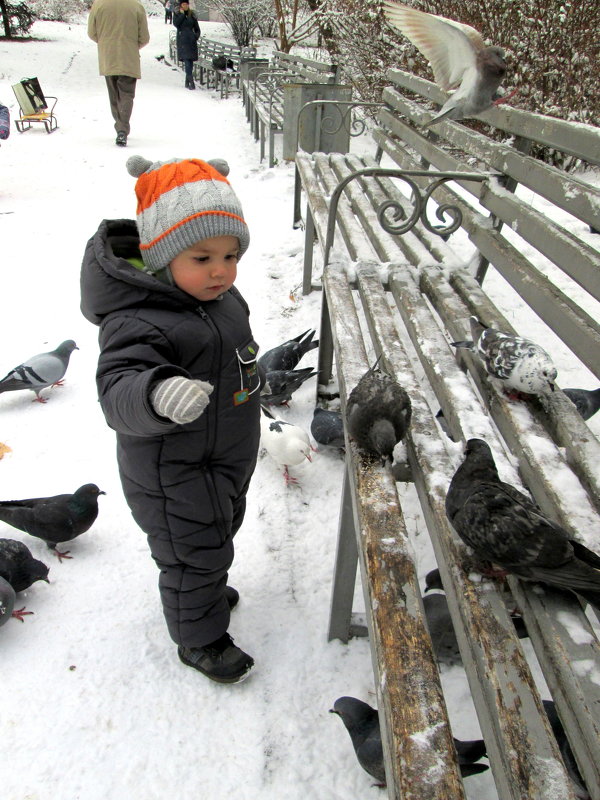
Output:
[150,376,213,424]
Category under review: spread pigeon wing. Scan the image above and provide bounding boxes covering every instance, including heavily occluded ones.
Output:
[383,1,484,89]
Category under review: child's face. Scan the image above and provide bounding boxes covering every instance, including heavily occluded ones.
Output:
[169,235,239,301]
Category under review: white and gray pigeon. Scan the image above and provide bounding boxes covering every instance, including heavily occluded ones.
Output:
[345,360,412,460]
[543,700,590,800]
[0,574,33,626]
[260,405,313,485]
[452,317,557,396]
[0,339,79,402]
[383,1,516,127]
[330,696,488,785]
[310,407,345,450]
[258,329,318,373]
[446,439,600,610]
[563,387,600,421]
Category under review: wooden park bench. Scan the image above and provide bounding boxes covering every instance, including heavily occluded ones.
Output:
[294,68,600,799]
[240,50,342,167]
[168,33,256,98]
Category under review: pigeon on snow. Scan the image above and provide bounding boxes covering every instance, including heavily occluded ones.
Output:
[563,387,600,421]
[542,700,590,800]
[330,696,488,785]
[310,407,345,449]
[445,439,600,610]
[345,360,412,460]
[383,1,516,127]
[452,317,557,396]
[423,568,528,665]
[0,575,33,625]
[258,329,318,373]
[0,340,79,403]
[0,538,50,592]
[0,484,106,561]
[260,406,313,485]
[261,367,317,406]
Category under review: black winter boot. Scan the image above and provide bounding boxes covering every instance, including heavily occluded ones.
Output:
[178,633,254,683]
[225,585,239,610]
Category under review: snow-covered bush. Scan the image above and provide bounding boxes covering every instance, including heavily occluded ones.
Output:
[204,0,272,47]
[1,1,36,36]
[29,0,88,22]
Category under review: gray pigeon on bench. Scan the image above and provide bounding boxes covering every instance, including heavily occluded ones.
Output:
[0,340,78,403]
[383,1,516,127]
[330,696,489,784]
[445,439,600,610]
[258,329,318,373]
[563,387,600,421]
[0,484,106,562]
[452,317,557,396]
[345,359,411,460]
[0,538,49,593]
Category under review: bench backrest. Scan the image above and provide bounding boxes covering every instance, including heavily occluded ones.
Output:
[271,50,340,84]
[373,68,600,388]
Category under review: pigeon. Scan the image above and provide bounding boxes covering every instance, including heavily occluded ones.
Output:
[563,387,600,421]
[0,575,33,626]
[330,696,488,785]
[310,407,345,449]
[258,329,318,373]
[0,538,50,592]
[0,484,106,561]
[345,360,412,460]
[383,1,516,127]
[423,568,528,665]
[260,405,313,485]
[445,439,600,610]
[451,317,557,396]
[0,340,79,402]
[543,700,590,800]
[261,367,317,406]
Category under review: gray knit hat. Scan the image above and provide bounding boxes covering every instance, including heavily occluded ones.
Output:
[126,155,250,274]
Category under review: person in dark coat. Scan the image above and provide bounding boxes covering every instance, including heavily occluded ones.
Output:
[80,155,261,684]
[174,1,200,89]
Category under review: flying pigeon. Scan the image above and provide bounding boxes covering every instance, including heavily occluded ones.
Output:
[345,360,412,460]
[0,484,106,561]
[330,696,488,785]
[310,407,345,449]
[0,340,79,403]
[452,317,557,396]
[260,405,313,485]
[258,329,318,373]
[261,367,317,406]
[0,575,33,626]
[563,387,600,421]
[543,700,590,800]
[383,1,516,127]
[0,538,50,592]
[445,439,600,609]
[423,568,528,665]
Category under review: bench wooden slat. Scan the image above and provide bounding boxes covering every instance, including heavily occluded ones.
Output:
[387,68,600,166]
[324,262,469,799]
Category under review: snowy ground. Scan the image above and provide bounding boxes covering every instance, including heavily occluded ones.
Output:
[0,12,598,800]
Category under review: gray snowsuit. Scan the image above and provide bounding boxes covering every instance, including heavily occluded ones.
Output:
[80,219,261,648]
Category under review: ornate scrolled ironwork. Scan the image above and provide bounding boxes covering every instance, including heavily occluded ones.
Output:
[323,168,493,265]
[296,100,385,153]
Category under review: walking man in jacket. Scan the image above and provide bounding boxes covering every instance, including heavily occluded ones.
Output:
[88,0,150,147]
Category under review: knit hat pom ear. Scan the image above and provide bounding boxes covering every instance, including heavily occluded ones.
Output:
[207,158,230,177]
[126,155,153,178]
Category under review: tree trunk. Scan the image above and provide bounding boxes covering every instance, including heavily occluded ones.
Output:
[0,0,12,39]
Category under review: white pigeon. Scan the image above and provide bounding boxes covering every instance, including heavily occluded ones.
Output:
[452,317,557,396]
[383,1,515,126]
[260,406,313,486]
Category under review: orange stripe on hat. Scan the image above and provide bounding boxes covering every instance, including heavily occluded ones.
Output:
[138,209,247,250]
[135,159,229,215]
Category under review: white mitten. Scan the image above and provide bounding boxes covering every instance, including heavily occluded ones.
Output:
[151,376,213,424]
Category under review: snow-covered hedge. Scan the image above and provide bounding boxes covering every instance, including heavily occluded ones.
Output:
[29,0,89,22]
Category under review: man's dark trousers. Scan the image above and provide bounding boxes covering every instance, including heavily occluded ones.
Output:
[105,75,136,136]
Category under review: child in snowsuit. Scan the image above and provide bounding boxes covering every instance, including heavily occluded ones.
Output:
[80,156,261,683]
